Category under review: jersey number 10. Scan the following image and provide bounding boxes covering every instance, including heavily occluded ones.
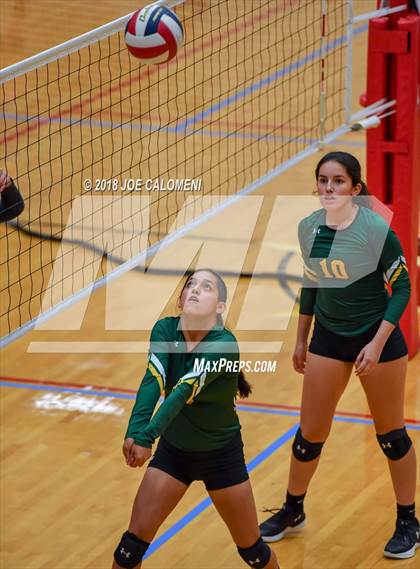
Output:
[319,259,349,280]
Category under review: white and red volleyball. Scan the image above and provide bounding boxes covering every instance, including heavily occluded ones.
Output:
[125,5,184,64]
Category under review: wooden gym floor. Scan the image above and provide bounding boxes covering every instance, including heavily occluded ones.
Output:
[0,1,419,568]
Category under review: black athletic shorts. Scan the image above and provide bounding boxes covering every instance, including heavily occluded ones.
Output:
[308,318,408,363]
[148,430,249,491]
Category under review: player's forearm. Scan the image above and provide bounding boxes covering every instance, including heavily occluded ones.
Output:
[371,319,397,350]
[125,375,161,439]
[295,313,313,344]
[375,283,410,351]
[133,382,193,448]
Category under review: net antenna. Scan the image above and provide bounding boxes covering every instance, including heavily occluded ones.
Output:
[0,0,410,348]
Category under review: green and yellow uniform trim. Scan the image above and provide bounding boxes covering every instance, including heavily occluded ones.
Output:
[298,206,410,335]
[126,317,241,452]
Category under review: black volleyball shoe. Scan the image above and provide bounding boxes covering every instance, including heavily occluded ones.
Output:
[384,517,420,559]
[259,503,306,543]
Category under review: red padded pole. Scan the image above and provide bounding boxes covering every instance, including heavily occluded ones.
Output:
[361,6,419,357]
[392,12,420,357]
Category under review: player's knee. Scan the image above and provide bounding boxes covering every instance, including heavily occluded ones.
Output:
[376,427,412,460]
[114,531,150,569]
[292,427,325,462]
[237,537,272,568]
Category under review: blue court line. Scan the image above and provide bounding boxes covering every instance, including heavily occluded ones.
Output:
[176,23,368,132]
[1,24,368,146]
[1,111,312,142]
[1,378,418,559]
[144,423,299,559]
[1,381,418,431]
[1,111,364,148]
[0,380,136,399]
[333,415,420,430]
[236,404,300,418]
[235,405,419,431]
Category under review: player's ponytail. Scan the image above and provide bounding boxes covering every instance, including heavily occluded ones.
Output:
[359,180,369,195]
[356,180,372,208]
[237,371,252,399]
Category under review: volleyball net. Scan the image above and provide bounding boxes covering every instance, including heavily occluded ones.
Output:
[0,0,417,350]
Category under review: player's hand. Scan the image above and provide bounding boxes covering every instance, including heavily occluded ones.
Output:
[293,341,307,374]
[354,341,382,377]
[122,437,135,464]
[127,444,152,468]
[0,170,12,193]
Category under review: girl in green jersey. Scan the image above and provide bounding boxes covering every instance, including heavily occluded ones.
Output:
[113,270,279,569]
[260,152,418,560]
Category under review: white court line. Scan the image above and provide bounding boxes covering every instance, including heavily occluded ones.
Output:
[27,341,284,354]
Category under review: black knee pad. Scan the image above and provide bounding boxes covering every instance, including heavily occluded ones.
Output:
[237,537,271,568]
[114,531,150,569]
[377,427,412,460]
[292,427,324,462]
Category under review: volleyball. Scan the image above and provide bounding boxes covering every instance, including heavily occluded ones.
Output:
[125,5,184,64]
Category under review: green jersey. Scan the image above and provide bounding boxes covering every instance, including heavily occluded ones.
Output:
[299,206,410,335]
[126,317,241,451]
